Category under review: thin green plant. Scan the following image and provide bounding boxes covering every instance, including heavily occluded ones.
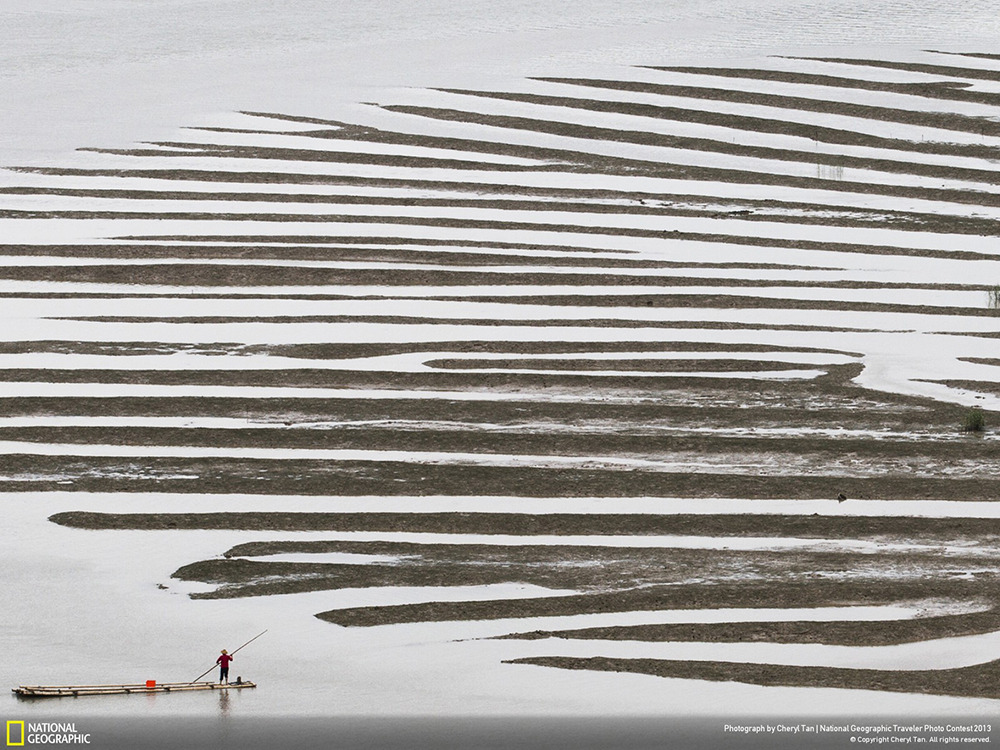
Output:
[963,408,986,433]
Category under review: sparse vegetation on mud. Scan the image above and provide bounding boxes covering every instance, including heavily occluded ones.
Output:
[963,407,986,432]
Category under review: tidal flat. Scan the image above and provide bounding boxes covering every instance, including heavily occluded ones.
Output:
[7,38,1000,715]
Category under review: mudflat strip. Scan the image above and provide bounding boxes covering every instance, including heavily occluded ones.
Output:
[504,656,1000,699]
[498,607,1000,647]
[6,49,1000,699]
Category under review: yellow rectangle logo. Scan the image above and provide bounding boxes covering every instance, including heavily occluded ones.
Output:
[6,721,25,747]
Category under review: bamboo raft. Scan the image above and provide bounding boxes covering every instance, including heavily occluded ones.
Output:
[13,681,256,698]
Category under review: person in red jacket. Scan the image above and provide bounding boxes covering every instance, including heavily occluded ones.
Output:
[216,649,233,684]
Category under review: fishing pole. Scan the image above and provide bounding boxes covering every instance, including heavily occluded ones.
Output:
[189,629,268,684]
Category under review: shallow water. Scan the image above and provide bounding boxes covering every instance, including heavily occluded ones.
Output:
[2,0,999,165]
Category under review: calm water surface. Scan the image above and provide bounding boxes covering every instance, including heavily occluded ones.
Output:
[1,0,999,162]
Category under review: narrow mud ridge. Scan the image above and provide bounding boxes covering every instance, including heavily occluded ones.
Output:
[46,511,1000,538]
[316,581,1000,626]
[496,607,1000,646]
[503,656,1000,700]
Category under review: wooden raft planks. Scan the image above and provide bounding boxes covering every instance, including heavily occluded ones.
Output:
[13,681,256,697]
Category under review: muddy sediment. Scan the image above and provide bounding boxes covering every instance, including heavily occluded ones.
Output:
[504,656,1000,700]
[47,510,1000,538]
[316,580,1000,627]
[497,607,1000,646]
[647,65,1000,106]
[19,460,1000,498]
[163,537,1000,606]
[0,339,860,358]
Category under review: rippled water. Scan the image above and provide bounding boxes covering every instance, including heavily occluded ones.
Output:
[3,0,998,69]
[1,0,999,163]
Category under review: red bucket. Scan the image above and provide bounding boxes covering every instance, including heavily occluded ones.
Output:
[146,680,156,689]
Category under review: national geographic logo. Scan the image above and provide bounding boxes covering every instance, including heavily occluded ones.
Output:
[6,722,24,747]
[6,722,90,745]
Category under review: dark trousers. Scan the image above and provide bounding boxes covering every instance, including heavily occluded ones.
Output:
[219,667,229,683]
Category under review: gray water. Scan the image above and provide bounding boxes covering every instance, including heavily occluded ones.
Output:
[1,0,999,163]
